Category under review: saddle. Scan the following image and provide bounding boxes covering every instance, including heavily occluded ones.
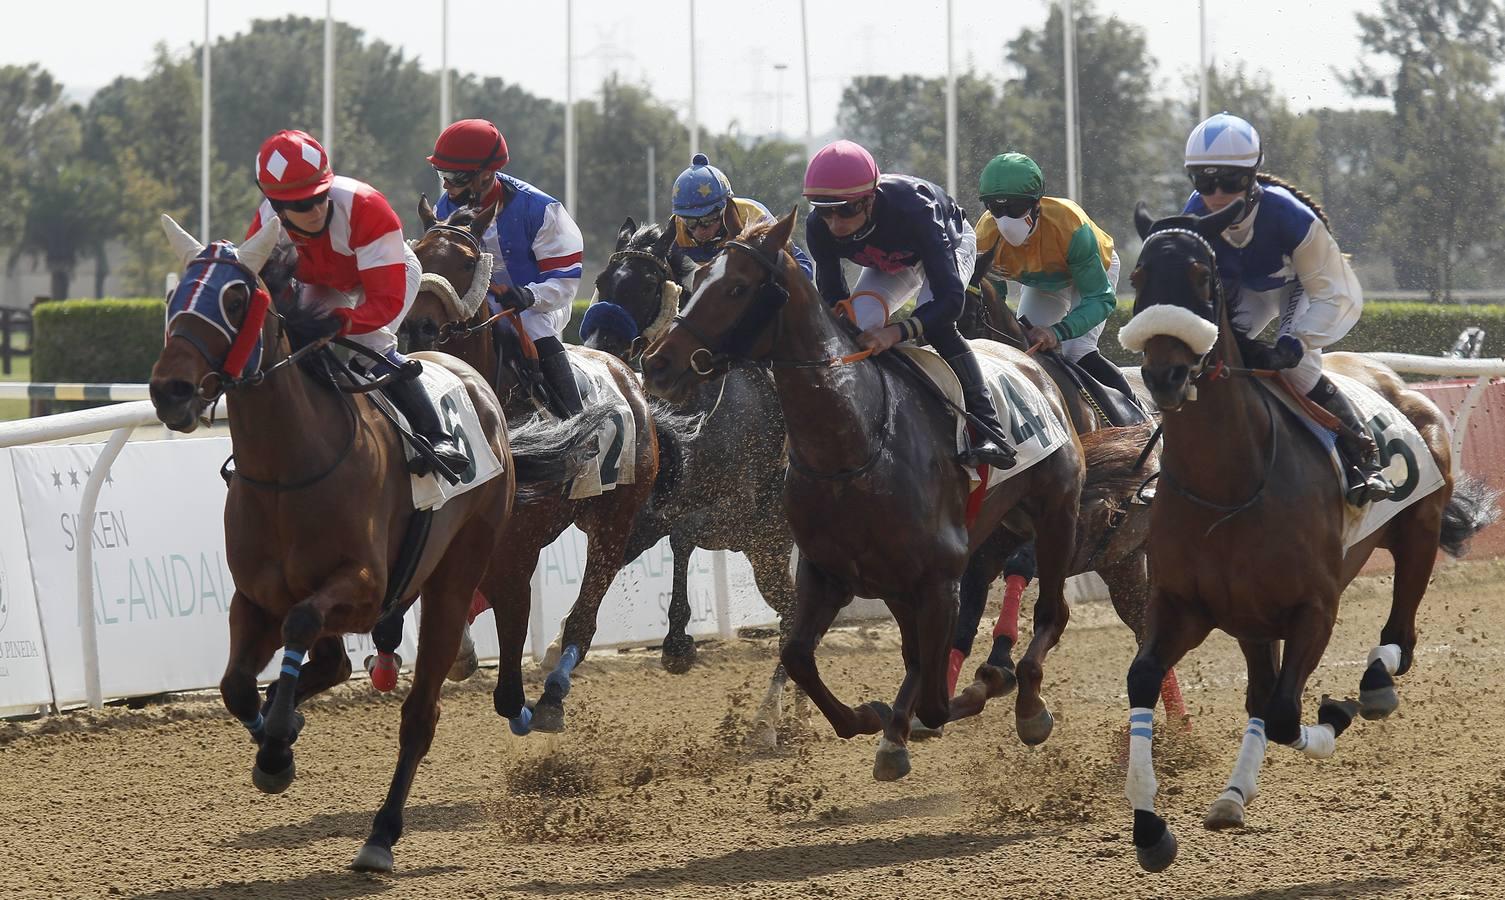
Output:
[1050,354,1149,427]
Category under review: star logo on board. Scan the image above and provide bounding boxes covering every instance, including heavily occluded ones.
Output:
[68,469,79,488]
[50,470,62,491]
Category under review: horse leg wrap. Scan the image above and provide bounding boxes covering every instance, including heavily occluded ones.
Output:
[468,589,490,625]
[1219,717,1265,805]
[368,651,400,693]
[1290,722,1336,759]
[544,644,581,700]
[264,646,305,742]
[993,575,1027,644]
[1161,670,1188,722]
[946,648,967,697]
[1125,707,1158,811]
[239,712,267,744]
[1367,644,1403,676]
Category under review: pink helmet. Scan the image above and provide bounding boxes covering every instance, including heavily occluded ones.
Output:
[803,140,879,204]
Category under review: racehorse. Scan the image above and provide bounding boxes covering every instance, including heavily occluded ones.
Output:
[1116,200,1500,872]
[401,198,664,735]
[643,210,1085,780]
[949,251,1188,726]
[149,215,595,872]
[581,214,799,748]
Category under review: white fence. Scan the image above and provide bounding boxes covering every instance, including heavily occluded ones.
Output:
[1,352,1500,718]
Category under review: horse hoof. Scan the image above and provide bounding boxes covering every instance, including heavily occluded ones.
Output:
[908,716,945,742]
[531,700,566,734]
[660,635,697,674]
[976,663,1017,698]
[251,759,295,795]
[873,743,912,782]
[1204,797,1246,830]
[1359,686,1399,720]
[350,842,394,873]
[1017,706,1054,746]
[1136,827,1179,872]
[446,645,479,683]
[745,720,778,751]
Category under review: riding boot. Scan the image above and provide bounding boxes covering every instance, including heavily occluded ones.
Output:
[1076,350,1138,402]
[539,343,585,418]
[1307,374,1394,506]
[945,348,1017,470]
[384,372,470,482]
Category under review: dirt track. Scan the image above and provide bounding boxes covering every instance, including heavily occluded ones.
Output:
[5,559,1505,899]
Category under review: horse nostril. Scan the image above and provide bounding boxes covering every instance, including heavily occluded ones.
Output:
[151,379,195,405]
[1168,364,1189,386]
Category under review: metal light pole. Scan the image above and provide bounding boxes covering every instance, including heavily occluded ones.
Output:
[201,0,211,243]
[1199,0,1209,121]
[945,0,957,197]
[440,0,451,129]
[800,0,813,147]
[773,63,788,136]
[1062,0,1079,201]
[688,0,699,158]
[323,0,335,153]
[565,0,576,216]
[647,145,656,224]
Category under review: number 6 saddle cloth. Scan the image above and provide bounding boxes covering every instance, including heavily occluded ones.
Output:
[895,339,1072,490]
[1260,369,1446,552]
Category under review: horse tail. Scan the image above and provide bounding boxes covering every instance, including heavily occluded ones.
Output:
[645,399,706,502]
[1079,422,1159,508]
[508,401,616,486]
[1438,472,1502,558]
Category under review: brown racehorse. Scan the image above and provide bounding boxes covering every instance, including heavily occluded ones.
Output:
[400,198,661,735]
[1118,201,1499,872]
[948,252,1189,726]
[643,210,1084,780]
[148,215,597,871]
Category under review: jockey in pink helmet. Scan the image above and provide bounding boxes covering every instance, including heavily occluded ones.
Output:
[248,129,469,478]
[803,139,1015,469]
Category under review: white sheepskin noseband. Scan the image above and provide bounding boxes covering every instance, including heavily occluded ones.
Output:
[1118,304,1219,355]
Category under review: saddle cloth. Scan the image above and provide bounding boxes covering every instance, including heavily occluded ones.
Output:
[895,341,1071,490]
[564,351,638,500]
[372,362,505,511]
[1258,370,1446,552]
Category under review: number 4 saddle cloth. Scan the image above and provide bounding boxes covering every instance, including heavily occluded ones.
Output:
[1259,369,1446,552]
[895,339,1072,489]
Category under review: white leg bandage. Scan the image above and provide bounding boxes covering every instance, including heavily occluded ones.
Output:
[1218,717,1266,805]
[1367,644,1403,676]
[1291,722,1336,759]
[1125,707,1158,811]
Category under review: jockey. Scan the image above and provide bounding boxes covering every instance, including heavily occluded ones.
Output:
[670,153,814,277]
[428,118,586,417]
[1182,112,1393,505]
[974,152,1136,401]
[803,139,1015,469]
[247,129,470,477]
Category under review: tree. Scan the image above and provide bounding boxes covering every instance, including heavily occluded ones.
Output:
[0,65,80,249]
[1345,0,1505,296]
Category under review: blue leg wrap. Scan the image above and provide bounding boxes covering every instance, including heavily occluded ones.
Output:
[509,705,534,736]
[545,645,581,698]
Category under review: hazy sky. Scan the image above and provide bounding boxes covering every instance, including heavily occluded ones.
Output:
[2,0,1385,139]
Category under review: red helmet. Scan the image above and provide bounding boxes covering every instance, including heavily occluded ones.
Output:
[428,119,509,171]
[255,130,334,201]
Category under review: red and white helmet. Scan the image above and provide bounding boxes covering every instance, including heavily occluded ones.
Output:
[255,130,334,201]
[803,140,879,205]
[428,119,509,172]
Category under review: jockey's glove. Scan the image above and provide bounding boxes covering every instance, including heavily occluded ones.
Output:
[329,308,355,337]
[501,285,536,312]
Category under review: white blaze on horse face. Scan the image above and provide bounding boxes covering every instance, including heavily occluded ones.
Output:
[681,253,731,318]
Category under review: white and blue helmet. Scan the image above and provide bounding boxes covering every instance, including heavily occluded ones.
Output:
[1184,113,1262,170]
[672,153,733,217]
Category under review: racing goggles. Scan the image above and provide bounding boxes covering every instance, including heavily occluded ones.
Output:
[983,196,1038,219]
[809,198,868,220]
[269,192,330,213]
[435,168,481,189]
[1188,168,1255,196]
[682,207,726,230]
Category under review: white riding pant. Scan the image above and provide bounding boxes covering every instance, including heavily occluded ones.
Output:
[1016,250,1121,363]
[847,220,978,332]
[1231,280,1359,395]
[297,244,421,357]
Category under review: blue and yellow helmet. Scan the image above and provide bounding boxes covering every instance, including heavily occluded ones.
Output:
[672,153,733,217]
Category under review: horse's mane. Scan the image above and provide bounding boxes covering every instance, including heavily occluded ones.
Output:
[1079,423,1158,508]
[622,221,697,284]
[1256,173,1330,228]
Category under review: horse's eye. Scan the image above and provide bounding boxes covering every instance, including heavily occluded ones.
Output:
[463,260,476,271]
[728,284,746,298]
[226,295,245,314]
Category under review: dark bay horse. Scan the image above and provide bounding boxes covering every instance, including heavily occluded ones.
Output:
[149,215,593,872]
[401,198,663,736]
[582,214,799,749]
[949,254,1188,725]
[1116,201,1499,872]
[643,210,1085,780]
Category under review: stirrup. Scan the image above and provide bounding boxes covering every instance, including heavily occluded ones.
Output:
[958,437,1017,470]
[1344,468,1394,507]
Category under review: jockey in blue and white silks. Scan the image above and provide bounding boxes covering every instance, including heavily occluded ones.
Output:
[670,153,814,277]
[429,118,587,416]
[1182,112,1392,505]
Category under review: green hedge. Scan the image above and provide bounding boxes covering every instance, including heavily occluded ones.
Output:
[33,299,166,408]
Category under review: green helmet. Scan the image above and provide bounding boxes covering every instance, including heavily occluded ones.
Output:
[979,152,1043,200]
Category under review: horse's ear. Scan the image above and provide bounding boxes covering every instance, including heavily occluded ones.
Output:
[971,240,999,288]
[239,216,282,275]
[159,213,205,266]
[1196,199,1244,239]
[723,200,745,237]
[766,207,798,254]
[1187,260,1212,299]
[1133,201,1155,240]
[650,223,676,257]
[468,201,497,242]
[418,194,437,230]
[617,217,636,250]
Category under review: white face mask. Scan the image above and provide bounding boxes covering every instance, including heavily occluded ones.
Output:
[997,213,1035,246]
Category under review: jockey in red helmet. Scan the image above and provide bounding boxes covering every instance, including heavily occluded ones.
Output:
[428,119,587,417]
[248,129,469,478]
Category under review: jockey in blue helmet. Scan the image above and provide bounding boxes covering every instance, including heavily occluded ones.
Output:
[670,153,813,277]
